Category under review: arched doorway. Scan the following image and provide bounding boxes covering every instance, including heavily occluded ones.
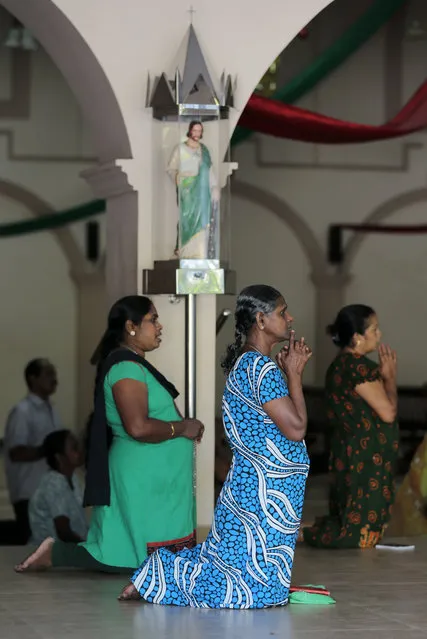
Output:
[0,0,128,435]
[0,182,80,461]
[344,188,427,271]
[344,188,427,387]
[0,0,131,161]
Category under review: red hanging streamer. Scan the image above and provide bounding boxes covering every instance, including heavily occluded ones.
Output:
[240,80,427,144]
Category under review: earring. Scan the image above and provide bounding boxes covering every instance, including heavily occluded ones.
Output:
[130,330,136,336]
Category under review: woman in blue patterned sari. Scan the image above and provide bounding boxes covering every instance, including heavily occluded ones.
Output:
[119,285,312,608]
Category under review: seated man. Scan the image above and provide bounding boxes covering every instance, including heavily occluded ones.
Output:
[29,430,88,545]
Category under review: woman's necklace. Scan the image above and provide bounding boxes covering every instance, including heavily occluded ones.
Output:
[120,344,145,358]
[245,343,266,356]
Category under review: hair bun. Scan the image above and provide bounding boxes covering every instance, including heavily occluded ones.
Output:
[326,305,375,350]
[326,323,335,336]
[326,323,340,345]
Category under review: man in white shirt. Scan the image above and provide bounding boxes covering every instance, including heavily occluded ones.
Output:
[3,358,61,544]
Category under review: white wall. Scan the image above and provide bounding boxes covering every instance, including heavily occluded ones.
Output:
[45,0,335,149]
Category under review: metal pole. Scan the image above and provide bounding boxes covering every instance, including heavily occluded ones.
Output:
[185,293,197,418]
[185,293,197,531]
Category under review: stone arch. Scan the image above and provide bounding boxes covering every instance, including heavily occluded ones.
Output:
[232,180,326,273]
[0,179,85,274]
[344,188,427,272]
[0,180,107,430]
[0,0,132,161]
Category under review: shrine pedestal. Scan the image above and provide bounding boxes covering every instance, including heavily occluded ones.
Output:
[143,259,236,296]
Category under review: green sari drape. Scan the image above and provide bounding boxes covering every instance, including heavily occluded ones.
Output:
[179,144,212,248]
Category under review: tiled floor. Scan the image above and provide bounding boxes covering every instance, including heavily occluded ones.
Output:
[0,462,423,639]
[2,540,427,639]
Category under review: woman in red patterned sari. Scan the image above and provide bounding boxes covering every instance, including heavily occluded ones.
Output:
[303,305,399,549]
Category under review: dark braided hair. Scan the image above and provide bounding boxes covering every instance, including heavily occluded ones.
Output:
[221,285,282,375]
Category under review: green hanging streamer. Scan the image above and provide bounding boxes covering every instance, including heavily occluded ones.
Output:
[0,199,105,238]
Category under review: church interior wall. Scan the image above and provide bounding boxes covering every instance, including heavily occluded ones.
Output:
[1,0,425,525]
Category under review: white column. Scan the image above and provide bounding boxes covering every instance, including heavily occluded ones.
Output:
[195,295,216,533]
[71,267,107,434]
[81,162,138,305]
[311,271,351,384]
[145,294,217,533]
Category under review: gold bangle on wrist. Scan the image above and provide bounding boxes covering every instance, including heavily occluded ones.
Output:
[170,423,175,438]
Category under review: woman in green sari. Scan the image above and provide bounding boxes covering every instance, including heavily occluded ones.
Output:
[15,296,204,572]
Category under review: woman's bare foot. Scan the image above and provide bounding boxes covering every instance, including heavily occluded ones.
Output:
[118,583,141,601]
[14,537,55,573]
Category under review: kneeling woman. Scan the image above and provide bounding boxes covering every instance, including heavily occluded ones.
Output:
[16,296,204,572]
[303,305,399,549]
[120,285,312,608]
